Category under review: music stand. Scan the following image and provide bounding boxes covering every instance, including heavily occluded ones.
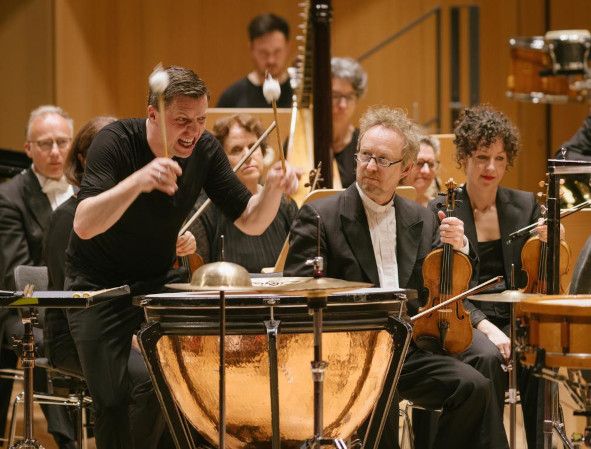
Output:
[0,286,129,449]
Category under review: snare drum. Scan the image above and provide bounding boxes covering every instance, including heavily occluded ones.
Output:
[137,287,412,449]
[517,295,591,369]
[507,36,588,103]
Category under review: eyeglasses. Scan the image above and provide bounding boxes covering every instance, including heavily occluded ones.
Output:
[416,159,439,170]
[356,152,403,168]
[29,138,72,152]
[332,92,357,104]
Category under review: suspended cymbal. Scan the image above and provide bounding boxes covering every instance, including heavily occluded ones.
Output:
[167,261,256,292]
[468,290,538,303]
[258,277,373,296]
[167,274,372,295]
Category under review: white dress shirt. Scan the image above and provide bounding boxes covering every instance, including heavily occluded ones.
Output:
[356,183,399,288]
[32,165,73,211]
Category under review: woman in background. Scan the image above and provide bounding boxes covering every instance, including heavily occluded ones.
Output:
[402,135,441,207]
[191,114,298,272]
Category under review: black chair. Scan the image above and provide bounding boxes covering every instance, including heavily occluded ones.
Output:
[7,265,92,449]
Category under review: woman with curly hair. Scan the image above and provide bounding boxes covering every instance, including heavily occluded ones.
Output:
[434,104,559,449]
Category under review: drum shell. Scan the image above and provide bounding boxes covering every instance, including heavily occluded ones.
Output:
[157,330,393,449]
[546,30,591,73]
[517,295,591,369]
[507,36,587,103]
[140,289,410,449]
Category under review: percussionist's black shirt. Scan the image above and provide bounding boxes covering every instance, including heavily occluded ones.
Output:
[65,118,251,292]
[217,77,292,108]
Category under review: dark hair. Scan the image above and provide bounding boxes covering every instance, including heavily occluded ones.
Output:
[212,114,267,155]
[248,14,289,41]
[64,116,116,187]
[454,105,520,167]
[147,66,209,110]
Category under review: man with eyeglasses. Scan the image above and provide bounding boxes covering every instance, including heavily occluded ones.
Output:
[0,105,78,449]
[285,106,509,449]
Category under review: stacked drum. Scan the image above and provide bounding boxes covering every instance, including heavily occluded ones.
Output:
[507,30,591,104]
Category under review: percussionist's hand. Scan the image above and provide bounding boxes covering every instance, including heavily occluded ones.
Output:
[135,158,182,196]
[265,161,301,195]
[176,231,196,257]
[535,220,566,242]
[438,211,466,251]
[477,319,511,361]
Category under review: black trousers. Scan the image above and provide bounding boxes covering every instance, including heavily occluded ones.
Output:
[66,296,168,449]
[397,329,509,449]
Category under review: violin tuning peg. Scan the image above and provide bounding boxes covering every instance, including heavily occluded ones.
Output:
[538,180,546,188]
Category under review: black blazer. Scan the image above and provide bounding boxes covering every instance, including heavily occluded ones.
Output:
[0,169,52,290]
[445,186,540,322]
[562,113,591,158]
[284,184,481,319]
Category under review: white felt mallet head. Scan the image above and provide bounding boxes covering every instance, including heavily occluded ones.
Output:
[149,68,170,95]
[262,76,281,104]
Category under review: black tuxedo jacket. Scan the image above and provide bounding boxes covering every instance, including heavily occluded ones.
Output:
[284,184,481,321]
[0,169,52,291]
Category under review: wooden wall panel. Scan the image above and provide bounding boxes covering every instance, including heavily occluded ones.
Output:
[332,0,439,131]
[550,0,591,151]
[0,0,55,151]
[53,0,301,129]
[2,0,590,196]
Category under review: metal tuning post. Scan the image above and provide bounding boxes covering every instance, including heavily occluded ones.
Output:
[305,213,325,278]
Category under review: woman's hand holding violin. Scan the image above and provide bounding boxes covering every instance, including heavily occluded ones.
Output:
[477,319,511,361]
[535,220,566,242]
[438,210,468,251]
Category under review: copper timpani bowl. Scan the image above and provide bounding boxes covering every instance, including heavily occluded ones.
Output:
[139,287,412,449]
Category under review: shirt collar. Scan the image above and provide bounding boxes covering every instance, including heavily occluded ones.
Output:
[355,182,394,214]
[31,164,71,195]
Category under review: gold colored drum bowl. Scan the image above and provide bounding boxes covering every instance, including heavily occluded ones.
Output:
[156,330,393,449]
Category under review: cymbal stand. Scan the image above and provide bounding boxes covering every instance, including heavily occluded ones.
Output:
[303,255,346,449]
[507,264,517,449]
[544,166,562,449]
[507,301,518,449]
[531,350,574,449]
[532,364,591,448]
[10,306,44,449]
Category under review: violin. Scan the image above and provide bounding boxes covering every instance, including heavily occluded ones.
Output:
[173,253,204,281]
[413,179,473,354]
[520,178,571,294]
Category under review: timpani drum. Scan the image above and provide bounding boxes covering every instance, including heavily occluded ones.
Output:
[516,295,591,369]
[136,287,413,449]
